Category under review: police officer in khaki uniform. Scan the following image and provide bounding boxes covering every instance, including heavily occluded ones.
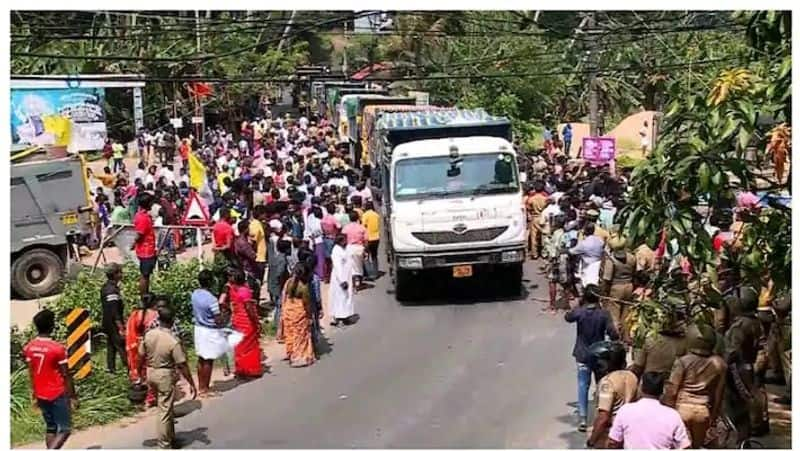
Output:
[772,291,791,405]
[629,315,688,378]
[526,181,549,260]
[724,288,768,441]
[138,307,197,449]
[663,324,727,448]
[599,237,635,340]
[586,341,638,448]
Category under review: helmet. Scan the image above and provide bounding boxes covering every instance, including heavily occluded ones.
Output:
[587,340,627,378]
[686,323,717,355]
[728,286,759,316]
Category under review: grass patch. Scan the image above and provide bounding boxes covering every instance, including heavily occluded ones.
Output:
[82,150,105,162]
[617,154,646,170]
[615,136,640,151]
[262,319,277,338]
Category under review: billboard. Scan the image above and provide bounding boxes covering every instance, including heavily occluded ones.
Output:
[11,87,107,151]
[582,137,616,166]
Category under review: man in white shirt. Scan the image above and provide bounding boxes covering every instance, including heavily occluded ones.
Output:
[159,165,175,185]
[134,162,147,184]
[349,181,373,204]
[216,154,230,172]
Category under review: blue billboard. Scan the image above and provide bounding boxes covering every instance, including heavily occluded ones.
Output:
[10,87,108,151]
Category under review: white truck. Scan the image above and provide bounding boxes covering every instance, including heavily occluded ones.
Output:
[371,109,526,301]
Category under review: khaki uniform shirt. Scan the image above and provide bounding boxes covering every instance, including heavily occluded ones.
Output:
[597,370,639,416]
[666,352,727,409]
[634,244,655,273]
[601,252,636,285]
[526,193,548,225]
[634,332,688,375]
[139,327,187,370]
[725,315,762,365]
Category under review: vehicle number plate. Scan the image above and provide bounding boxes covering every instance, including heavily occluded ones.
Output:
[61,213,78,225]
[452,265,473,278]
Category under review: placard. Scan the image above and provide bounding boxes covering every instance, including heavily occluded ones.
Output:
[582,137,616,165]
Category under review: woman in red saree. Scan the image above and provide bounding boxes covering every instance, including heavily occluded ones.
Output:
[281,265,315,368]
[125,293,158,406]
[228,269,263,378]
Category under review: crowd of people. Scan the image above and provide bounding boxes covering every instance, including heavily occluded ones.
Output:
[28,113,385,448]
[521,142,790,448]
[22,111,790,450]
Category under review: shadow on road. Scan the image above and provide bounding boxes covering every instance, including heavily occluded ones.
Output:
[174,399,202,418]
[393,274,531,306]
[315,334,335,358]
[141,426,211,448]
[555,413,587,449]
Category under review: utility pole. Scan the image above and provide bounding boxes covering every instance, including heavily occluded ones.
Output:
[194,10,204,140]
[277,10,297,52]
[586,12,600,137]
[342,19,349,75]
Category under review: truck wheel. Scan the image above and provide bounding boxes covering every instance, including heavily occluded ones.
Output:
[11,249,64,299]
[503,263,524,297]
[395,268,415,302]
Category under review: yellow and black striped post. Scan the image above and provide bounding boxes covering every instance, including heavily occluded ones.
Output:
[66,308,92,380]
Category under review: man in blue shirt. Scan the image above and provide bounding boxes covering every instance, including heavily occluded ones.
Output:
[562,124,573,157]
[191,270,225,397]
[565,285,619,432]
[543,127,553,155]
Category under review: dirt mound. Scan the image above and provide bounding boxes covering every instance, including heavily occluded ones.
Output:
[559,110,657,161]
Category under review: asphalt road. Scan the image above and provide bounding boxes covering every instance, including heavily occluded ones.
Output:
[68,260,585,449]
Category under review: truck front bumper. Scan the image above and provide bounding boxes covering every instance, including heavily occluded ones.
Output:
[394,244,526,270]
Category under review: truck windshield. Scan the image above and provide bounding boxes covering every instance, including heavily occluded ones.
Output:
[394,153,519,200]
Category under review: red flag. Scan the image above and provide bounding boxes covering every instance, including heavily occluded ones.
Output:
[188,82,213,99]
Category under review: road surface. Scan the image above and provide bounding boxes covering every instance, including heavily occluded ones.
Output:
[62,260,586,449]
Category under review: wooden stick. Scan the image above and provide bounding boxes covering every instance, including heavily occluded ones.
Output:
[90,225,125,274]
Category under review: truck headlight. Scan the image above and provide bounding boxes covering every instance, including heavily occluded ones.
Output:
[501,250,524,263]
[398,257,423,269]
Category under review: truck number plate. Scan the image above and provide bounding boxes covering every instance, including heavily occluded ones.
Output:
[452,265,473,278]
[61,213,78,225]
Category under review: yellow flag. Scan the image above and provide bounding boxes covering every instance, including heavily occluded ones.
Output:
[187,151,206,190]
[42,115,72,146]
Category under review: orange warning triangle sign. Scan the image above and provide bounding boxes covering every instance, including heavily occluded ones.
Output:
[181,190,211,226]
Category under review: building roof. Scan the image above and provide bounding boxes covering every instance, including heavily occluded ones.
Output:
[350,62,394,81]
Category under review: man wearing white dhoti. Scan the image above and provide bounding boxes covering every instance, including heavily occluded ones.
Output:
[569,223,605,288]
[329,234,355,327]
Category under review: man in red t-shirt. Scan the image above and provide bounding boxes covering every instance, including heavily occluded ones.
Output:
[23,309,76,449]
[212,208,236,265]
[131,192,157,295]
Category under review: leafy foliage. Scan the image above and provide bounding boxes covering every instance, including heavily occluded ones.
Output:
[11,11,311,139]
[9,257,216,445]
[618,11,791,343]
